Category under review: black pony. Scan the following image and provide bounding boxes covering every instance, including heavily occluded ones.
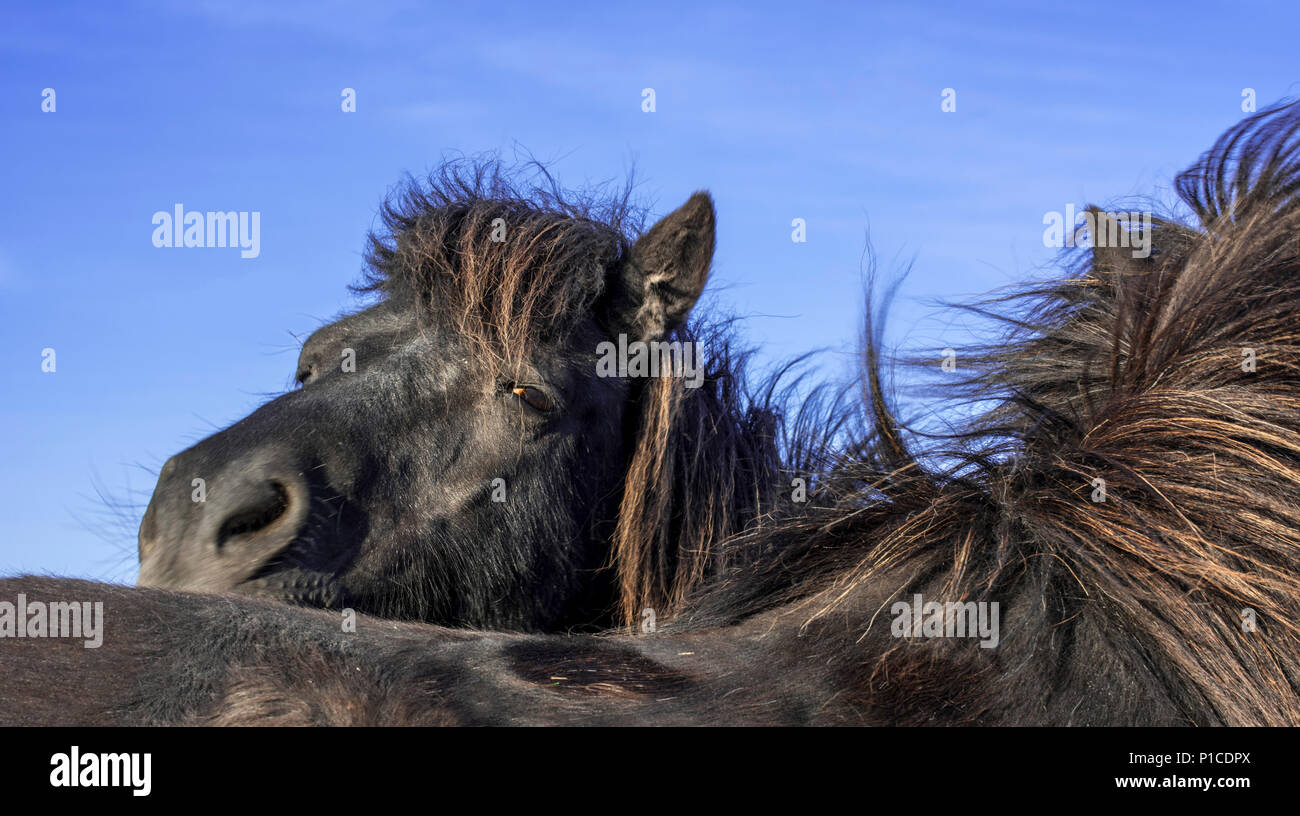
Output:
[135,168,781,632]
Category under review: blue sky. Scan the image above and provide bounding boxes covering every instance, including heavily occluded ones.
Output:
[2,0,1296,582]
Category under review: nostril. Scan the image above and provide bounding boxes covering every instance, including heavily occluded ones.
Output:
[217,481,290,549]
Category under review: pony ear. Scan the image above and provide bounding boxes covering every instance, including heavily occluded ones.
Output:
[601,192,715,342]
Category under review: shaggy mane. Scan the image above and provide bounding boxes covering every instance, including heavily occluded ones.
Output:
[358,159,639,372]
[681,100,1300,725]
[348,100,1300,724]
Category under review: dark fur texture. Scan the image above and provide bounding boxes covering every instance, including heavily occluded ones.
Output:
[5,103,1300,725]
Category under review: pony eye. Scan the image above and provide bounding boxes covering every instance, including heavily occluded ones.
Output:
[511,385,555,412]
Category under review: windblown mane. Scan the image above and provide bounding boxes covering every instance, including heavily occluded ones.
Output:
[347,98,1300,724]
[356,160,789,628]
[12,104,1300,729]
[357,160,638,371]
[678,100,1300,725]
